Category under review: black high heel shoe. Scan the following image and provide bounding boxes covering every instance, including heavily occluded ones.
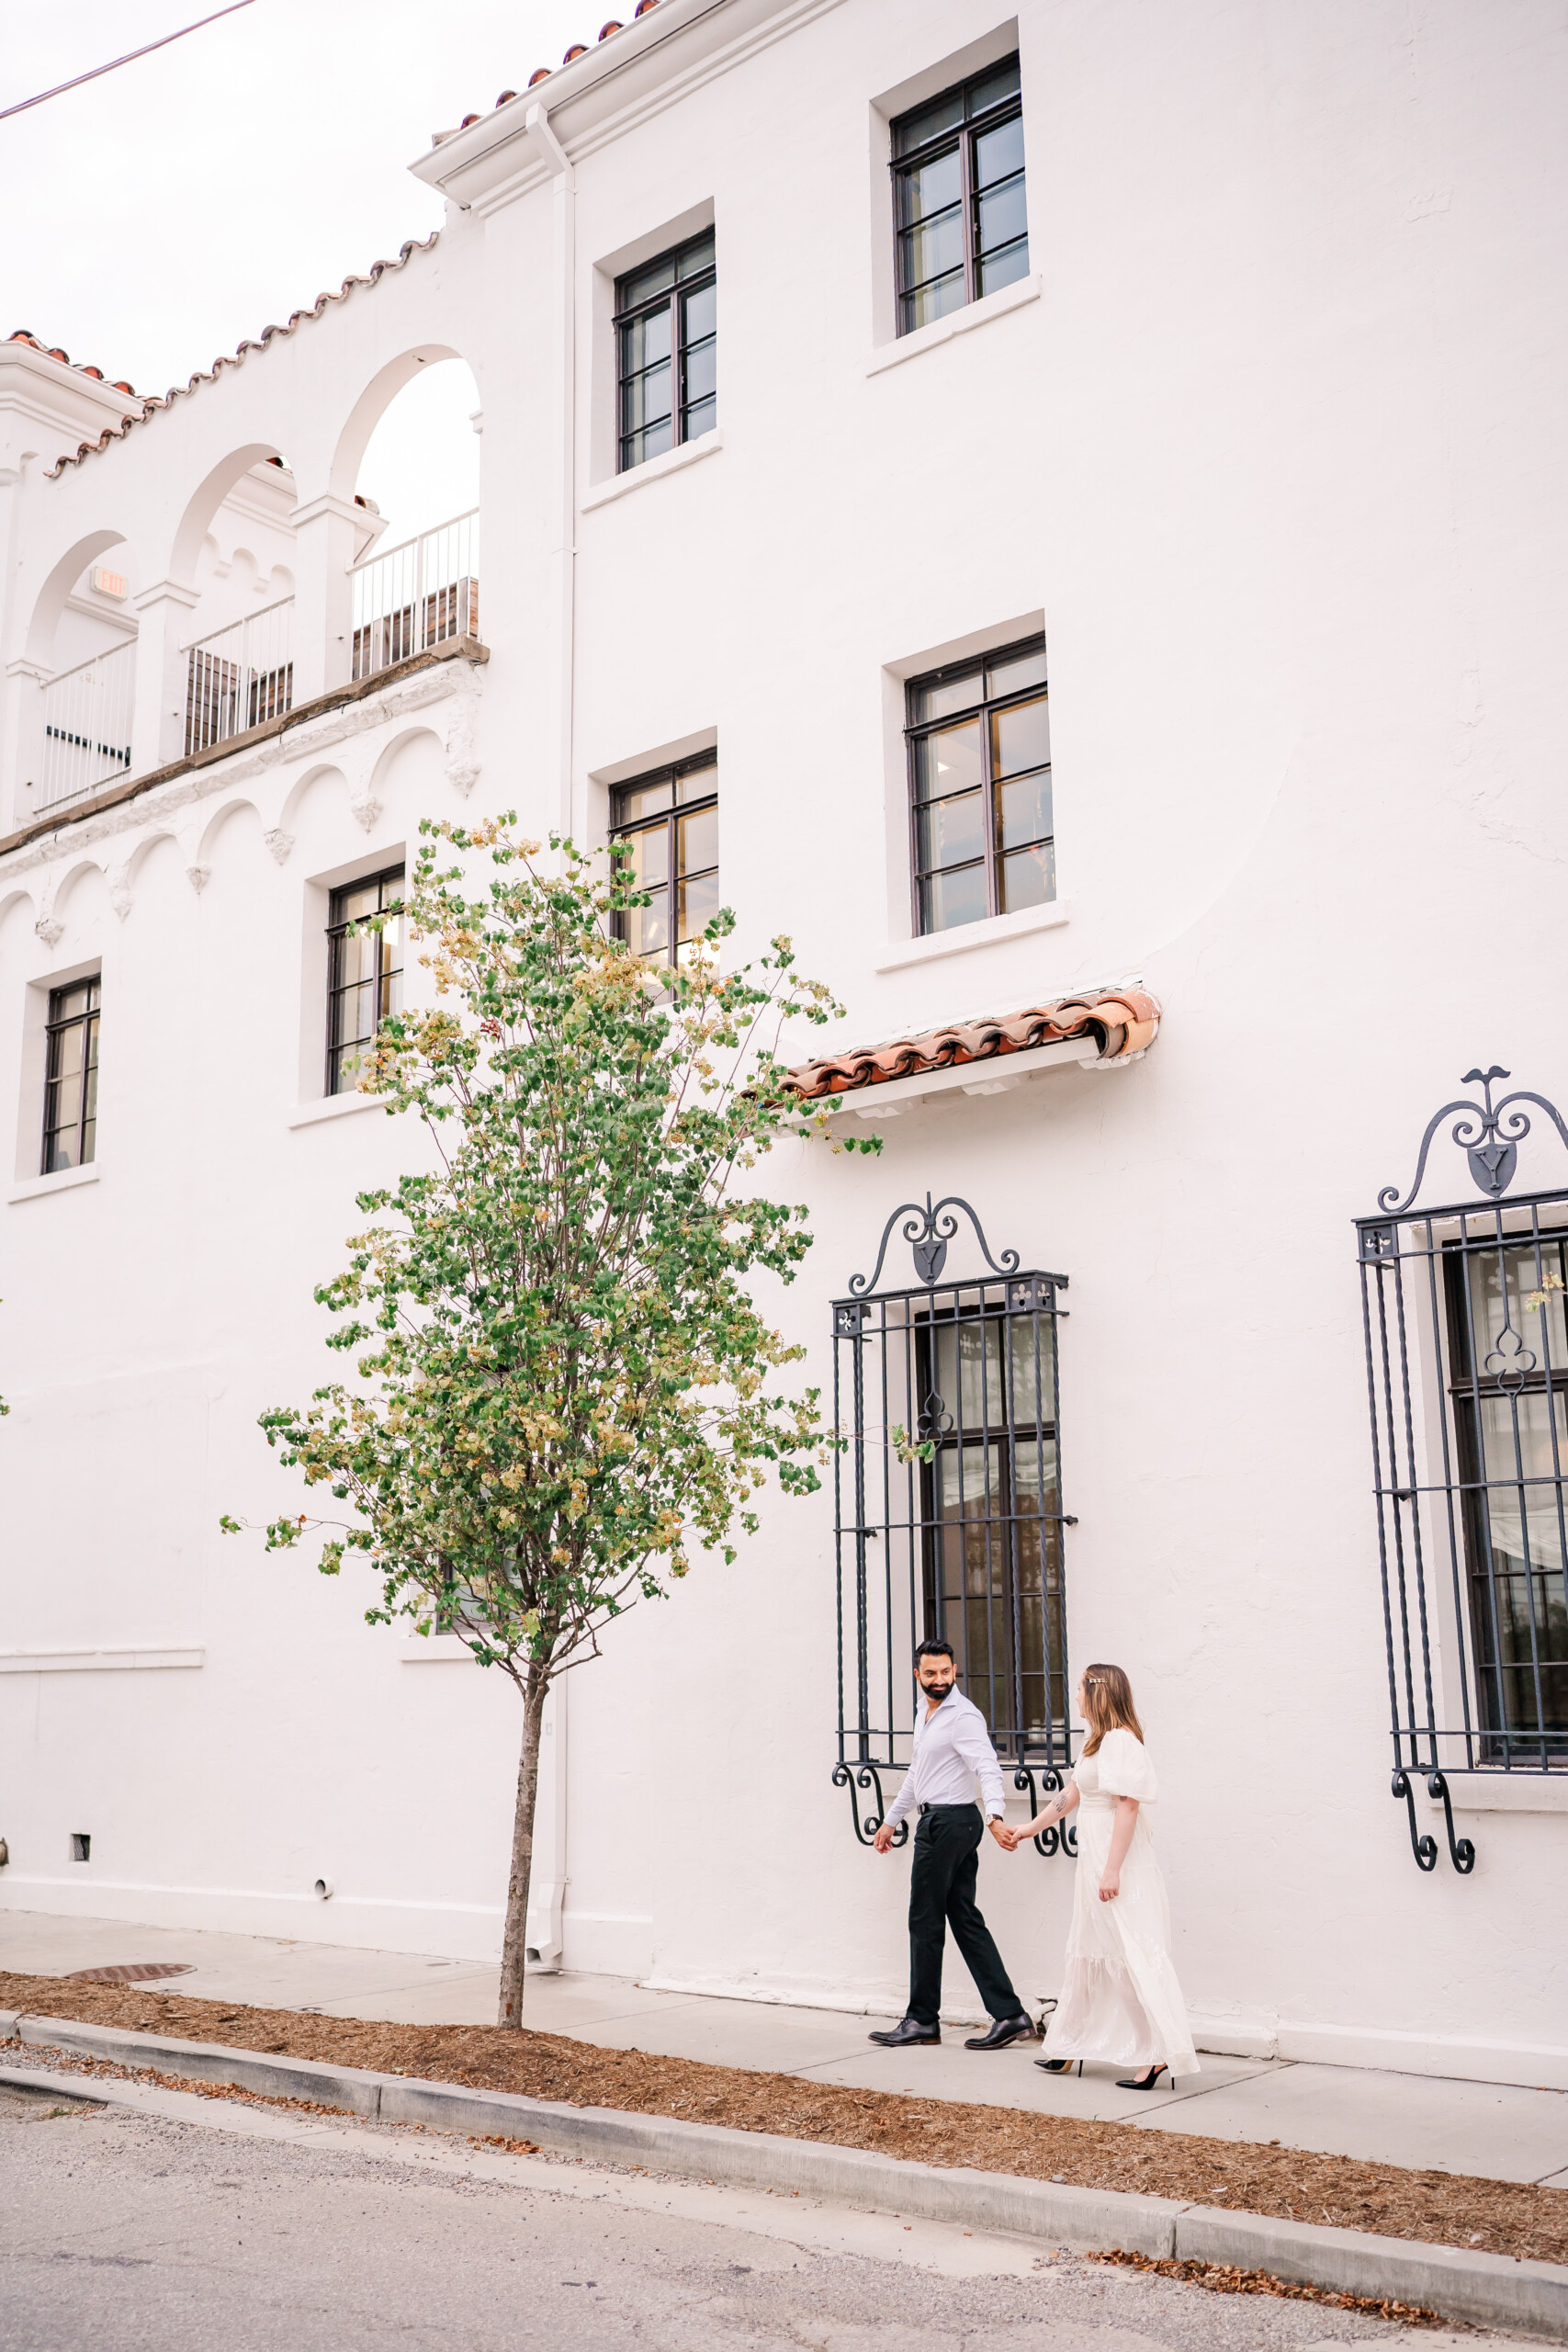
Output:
[1034,2057,1082,2075]
[1115,2064,1169,2090]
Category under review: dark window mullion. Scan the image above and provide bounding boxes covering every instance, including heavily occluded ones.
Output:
[670,287,684,449]
[961,122,979,306]
[980,697,1000,918]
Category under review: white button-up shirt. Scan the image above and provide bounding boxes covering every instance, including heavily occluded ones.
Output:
[883,1686,1008,1829]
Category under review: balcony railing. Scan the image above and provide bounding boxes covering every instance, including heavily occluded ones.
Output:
[37,639,136,812]
[185,595,295,757]
[351,509,479,682]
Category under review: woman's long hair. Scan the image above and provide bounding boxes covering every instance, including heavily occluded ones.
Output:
[1079,1662,1144,1756]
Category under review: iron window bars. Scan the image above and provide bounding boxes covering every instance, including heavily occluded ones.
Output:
[906,635,1053,936]
[615,231,716,473]
[831,1194,1077,1857]
[610,753,719,968]
[891,55,1030,335]
[42,976,100,1174]
[1359,1065,1568,1873]
[326,866,405,1096]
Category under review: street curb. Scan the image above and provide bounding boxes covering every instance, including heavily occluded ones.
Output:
[6,2012,1567,2337]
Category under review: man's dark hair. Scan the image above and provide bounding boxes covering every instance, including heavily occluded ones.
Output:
[914,1638,955,1666]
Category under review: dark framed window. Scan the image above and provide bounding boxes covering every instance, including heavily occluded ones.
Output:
[326,865,404,1096]
[610,753,719,967]
[615,231,716,473]
[918,1298,1067,1755]
[891,55,1029,335]
[906,635,1052,935]
[828,1204,1077,1852]
[1444,1232,1568,1761]
[42,977,100,1174]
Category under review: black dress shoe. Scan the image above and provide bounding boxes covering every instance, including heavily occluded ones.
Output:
[868,2016,941,2047]
[964,2013,1038,2051]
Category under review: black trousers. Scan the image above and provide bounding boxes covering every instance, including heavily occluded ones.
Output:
[907,1803,1021,2028]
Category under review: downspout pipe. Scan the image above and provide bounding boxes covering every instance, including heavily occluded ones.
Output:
[523,101,577,842]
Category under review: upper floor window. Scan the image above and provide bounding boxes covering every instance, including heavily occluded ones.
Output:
[327,866,404,1096]
[907,636,1052,935]
[615,231,716,472]
[891,56,1029,335]
[42,977,99,1173]
[610,752,719,967]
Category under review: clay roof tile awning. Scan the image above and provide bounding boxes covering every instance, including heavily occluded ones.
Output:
[784,988,1160,1102]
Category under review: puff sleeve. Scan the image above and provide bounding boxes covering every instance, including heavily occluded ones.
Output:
[1096,1727,1158,1803]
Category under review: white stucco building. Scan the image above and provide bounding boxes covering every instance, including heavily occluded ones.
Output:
[3,0,1567,2088]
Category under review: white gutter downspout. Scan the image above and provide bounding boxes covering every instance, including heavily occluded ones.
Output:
[524,101,578,842]
[519,99,574,1973]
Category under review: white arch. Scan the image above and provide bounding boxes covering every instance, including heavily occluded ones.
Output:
[330,345,465,503]
[25,528,130,665]
[169,443,286,584]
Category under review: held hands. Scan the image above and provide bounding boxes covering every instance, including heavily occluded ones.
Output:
[987,1819,1018,1852]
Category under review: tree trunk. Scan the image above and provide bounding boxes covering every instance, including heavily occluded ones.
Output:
[497,1663,550,2027]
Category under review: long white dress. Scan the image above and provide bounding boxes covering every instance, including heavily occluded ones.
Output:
[1042,1727,1198,2076]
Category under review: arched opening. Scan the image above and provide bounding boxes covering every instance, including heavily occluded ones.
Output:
[344,352,480,682]
[25,532,140,816]
[170,445,299,759]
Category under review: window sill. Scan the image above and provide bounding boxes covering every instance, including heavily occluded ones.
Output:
[865,275,1043,378]
[287,1091,392,1130]
[1428,1775,1568,1815]
[400,1634,479,1664]
[581,426,723,512]
[875,897,1070,974]
[7,1163,100,1205]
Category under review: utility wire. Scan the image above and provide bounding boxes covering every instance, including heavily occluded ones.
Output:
[0,2,259,124]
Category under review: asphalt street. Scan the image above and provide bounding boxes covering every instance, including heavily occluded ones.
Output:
[0,2075,1503,2352]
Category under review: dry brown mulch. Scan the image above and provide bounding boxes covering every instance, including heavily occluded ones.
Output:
[4,1969,1565,2269]
[1086,2249,1453,2327]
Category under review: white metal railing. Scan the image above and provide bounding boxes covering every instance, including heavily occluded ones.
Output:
[37,639,137,812]
[350,509,479,682]
[184,595,295,757]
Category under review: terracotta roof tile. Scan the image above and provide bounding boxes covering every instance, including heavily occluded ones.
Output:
[6,329,136,399]
[784,989,1161,1102]
[43,236,439,477]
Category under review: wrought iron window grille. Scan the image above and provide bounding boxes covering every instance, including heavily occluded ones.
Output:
[831,1193,1077,1857]
[1359,1066,1568,1872]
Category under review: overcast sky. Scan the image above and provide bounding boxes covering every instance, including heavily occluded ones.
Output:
[2,0,595,539]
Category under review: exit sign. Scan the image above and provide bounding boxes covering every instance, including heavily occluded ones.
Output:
[91,567,129,599]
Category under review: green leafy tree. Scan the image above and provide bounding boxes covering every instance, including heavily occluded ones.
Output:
[226,818,873,2026]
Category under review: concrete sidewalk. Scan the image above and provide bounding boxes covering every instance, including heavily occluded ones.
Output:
[6,1908,1568,2189]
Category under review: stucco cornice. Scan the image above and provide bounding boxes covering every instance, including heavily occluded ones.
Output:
[411,0,849,208]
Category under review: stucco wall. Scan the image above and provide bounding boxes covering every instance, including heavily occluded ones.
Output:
[2,0,1566,2085]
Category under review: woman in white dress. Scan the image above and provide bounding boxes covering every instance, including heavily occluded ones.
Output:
[1007,1663,1197,2088]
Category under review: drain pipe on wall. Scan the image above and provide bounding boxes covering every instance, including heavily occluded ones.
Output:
[523,100,578,843]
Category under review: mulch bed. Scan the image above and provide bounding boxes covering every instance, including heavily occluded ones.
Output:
[4,1969,1564,2269]
[1085,2250,1453,2328]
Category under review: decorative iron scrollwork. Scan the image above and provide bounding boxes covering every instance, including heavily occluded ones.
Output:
[1014,1766,1078,1859]
[1391,1770,1438,1871]
[832,1763,908,1847]
[1379,1067,1568,1214]
[848,1193,1021,1297]
[1426,1770,1476,1874]
[1391,1770,1474,1873]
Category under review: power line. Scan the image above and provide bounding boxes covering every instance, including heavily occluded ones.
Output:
[0,3,259,125]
